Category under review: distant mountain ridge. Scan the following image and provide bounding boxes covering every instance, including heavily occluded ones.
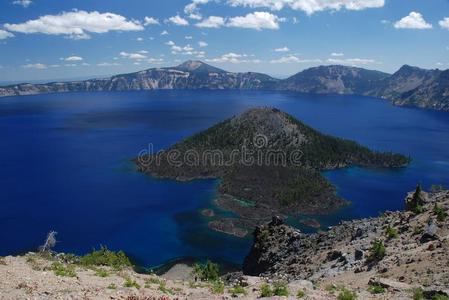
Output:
[1,60,448,111]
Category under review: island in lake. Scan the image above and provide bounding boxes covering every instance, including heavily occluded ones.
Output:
[136,107,409,236]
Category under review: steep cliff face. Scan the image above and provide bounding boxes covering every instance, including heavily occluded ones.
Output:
[278,65,390,94]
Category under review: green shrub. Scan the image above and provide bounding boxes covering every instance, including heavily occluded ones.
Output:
[80,246,132,270]
[52,262,76,277]
[158,281,175,294]
[368,284,385,294]
[94,268,109,277]
[413,288,424,300]
[297,289,305,298]
[123,278,140,289]
[433,295,449,300]
[107,283,117,289]
[273,282,289,296]
[337,288,357,300]
[385,226,398,239]
[229,285,247,296]
[193,260,220,282]
[260,283,274,297]
[367,240,386,262]
[433,204,448,222]
[211,280,224,294]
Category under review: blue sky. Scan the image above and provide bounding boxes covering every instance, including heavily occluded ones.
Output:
[0,0,448,82]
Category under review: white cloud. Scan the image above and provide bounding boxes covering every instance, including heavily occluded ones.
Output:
[274,46,289,52]
[188,13,203,20]
[394,12,432,30]
[161,30,169,35]
[292,17,299,24]
[5,10,144,39]
[227,12,284,30]
[13,0,32,8]
[97,62,120,67]
[198,41,208,47]
[439,17,449,30]
[206,52,260,63]
[195,16,225,28]
[185,35,193,39]
[139,50,149,54]
[81,62,90,66]
[331,52,344,57]
[144,17,159,26]
[167,15,189,26]
[136,37,144,42]
[148,57,164,64]
[227,0,384,15]
[0,29,14,40]
[270,55,321,64]
[22,63,47,69]
[327,57,378,65]
[165,40,176,46]
[185,0,211,14]
[120,51,147,60]
[65,56,83,61]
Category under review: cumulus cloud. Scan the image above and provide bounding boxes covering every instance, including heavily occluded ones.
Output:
[4,10,144,39]
[120,51,147,60]
[144,17,159,26]
[394,12,432,29]
[327,57,378,65]
[270,55,321,64]
[274,46,289,52]
[195,16,226,28]
[65,56,83,61]
[206,52,260,63]
[167,15,189,26]
[0,29,14,39]
[439,17,449,30]
[13,0,32,7]
[227,12,284,30]
[22,63,47,69]
[331,52,344,57]
[198,41,208,47]
[193,0,385,15]
[160,30,169,35]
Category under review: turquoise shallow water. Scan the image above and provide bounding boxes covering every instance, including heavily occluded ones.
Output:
[0,90,448,267]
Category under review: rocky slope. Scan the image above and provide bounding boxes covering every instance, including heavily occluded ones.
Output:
[243,187,449,299]
[136,107,408,236]
[1,60,448,111]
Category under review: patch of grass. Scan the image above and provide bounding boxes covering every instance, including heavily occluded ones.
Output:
[210,280,224,294]
[433,295,449,300]
[94,268,109,277]
[385,225,398,239]
[52,262,76,277]
[325,284,338,294]
[368,284,385,294]
[413,288,424,300]
[157,281,175,294]
[80,246,132,270]
[107,283,117,290]
[144,276,162,287]
[123,278,141,289]
[260,283,274,297]
[296,289,305,298]
[433,204,448,222]
[229,285,247,297]
[413,225,424,236]
[337,288,357,300]
[192,260,220,282]
[273,282,289,296]
[367,240,386,262]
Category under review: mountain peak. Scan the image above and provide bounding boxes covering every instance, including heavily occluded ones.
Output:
[174,60,225,73]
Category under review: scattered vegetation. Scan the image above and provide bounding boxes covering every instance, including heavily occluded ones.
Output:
[408,185,425,214]
[107,283,117,289]
[229,285,247,297]
[52,262,76,277]
[260,283,274,297]
[413,288,424,300]
[296,289,305,298]
[145,276,163,287]
[192,260,220,282]
[210,280,225,294]
[123,277,141,289]
[337,287,357,300]
[368,283,386,294]
[273,282,289,296]
[433,203,448,222]
[367,240,386,262]
[80,246,132,270]
[94,268,109,277]
[413,225,424,236]
[385,225,398,239]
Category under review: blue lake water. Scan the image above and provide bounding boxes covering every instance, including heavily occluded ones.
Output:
[1,90,449,267]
